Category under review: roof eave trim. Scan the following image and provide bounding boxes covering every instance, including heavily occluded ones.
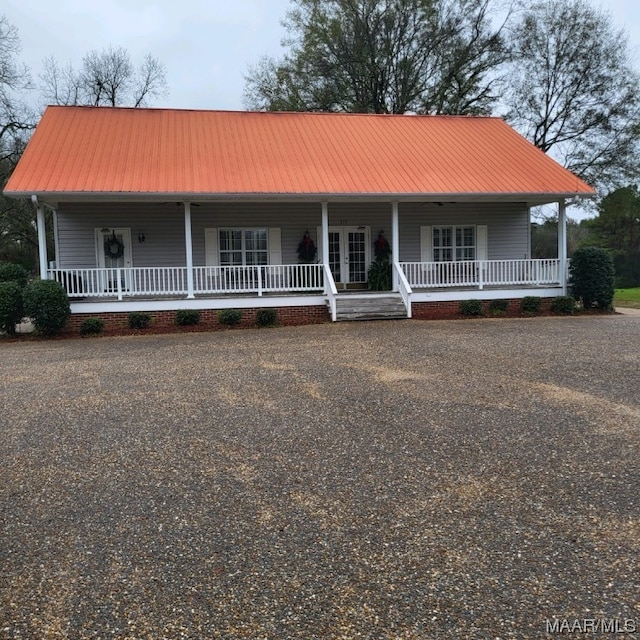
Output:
[3,190,597,206]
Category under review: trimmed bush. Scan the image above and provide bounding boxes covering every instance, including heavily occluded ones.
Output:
[0,262,29,288]
[488,299,509,315]
[459,299,483,316]
[22,279,70,335]
[520,296,542,314]
[255,308,277,327]
[0,281,24,335]
[128,311,152,329]
[80,317,105,336]
[217,308,243,326]
[569,246,615,309]
[175,309,201,326]
[550,295,576,315]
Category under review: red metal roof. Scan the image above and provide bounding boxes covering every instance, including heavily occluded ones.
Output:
[4,106,595,203]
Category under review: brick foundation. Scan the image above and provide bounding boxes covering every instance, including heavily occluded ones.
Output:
[64,305,331,336]
[412,297,554,320]
[63,297,558,336]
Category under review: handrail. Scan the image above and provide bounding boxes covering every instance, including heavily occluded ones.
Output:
[48,265,325,299]
[322,263,338,321]
[400,259,561,289]
[393,261,412,318]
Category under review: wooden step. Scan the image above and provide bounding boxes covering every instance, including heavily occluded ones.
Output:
[333,293,408,321]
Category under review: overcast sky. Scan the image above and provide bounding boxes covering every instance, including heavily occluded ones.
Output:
[5,0,640,112]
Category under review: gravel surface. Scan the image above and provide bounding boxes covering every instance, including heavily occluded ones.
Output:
[1,316,638,639]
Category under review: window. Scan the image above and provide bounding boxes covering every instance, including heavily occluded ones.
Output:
[433,226,476,261]
[219,229,267,266]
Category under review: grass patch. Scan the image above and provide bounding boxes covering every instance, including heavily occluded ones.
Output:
[614,288,640,309]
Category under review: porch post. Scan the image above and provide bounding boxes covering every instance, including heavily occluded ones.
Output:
[184,202,195,299]
[321,202,329,265]
[558,199,567,294]
[391,202,399,291]
[36,204,48,279]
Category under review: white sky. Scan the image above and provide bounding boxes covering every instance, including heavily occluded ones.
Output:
[5,0,640,112]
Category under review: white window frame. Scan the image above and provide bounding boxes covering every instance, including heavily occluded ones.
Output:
[433,225,476,262]
[218,228,268,266]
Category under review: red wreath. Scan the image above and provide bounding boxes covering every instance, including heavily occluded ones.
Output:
[297,231,317,263]
[374,232,391,261]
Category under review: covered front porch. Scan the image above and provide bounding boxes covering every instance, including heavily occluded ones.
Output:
[35,199,570,322]
[46,257,565,321]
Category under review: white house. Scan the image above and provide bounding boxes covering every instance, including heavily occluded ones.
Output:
[3,106,595,323]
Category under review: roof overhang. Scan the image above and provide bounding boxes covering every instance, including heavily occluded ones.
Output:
[6,190,596,209]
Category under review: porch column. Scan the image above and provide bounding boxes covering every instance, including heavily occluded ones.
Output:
[184,202,195,299]
[321,202,329,265]
[36,203,48,279]
[558,199,567,294]
[391,202,399,291]
[52,209,59,268]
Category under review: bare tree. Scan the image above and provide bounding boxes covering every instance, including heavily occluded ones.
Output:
[41,46,168,108]
[0,15,39,267]
[504,0,640,190]
[244,0,508,115]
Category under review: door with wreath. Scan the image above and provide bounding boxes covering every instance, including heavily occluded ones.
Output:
[96,228,132,293]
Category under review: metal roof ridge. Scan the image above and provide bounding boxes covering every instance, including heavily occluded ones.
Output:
[45,104,504,120]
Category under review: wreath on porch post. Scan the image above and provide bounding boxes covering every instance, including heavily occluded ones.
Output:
[297,230,317,263]
[104,231,125,260]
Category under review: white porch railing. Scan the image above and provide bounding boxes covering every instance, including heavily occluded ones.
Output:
[400,259,561,290]
[49,264,325,299]
[393,261,413,318]
[323,264,338,321]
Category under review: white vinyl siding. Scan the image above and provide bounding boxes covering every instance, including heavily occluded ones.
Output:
[54,201,528,269]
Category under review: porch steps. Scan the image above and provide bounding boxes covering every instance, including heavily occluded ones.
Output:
[334,293,408,322]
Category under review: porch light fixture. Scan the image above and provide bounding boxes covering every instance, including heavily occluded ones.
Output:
[138,231,146,243]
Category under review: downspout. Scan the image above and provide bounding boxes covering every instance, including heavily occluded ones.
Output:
[32,195,48,279]
[558,199,567,294]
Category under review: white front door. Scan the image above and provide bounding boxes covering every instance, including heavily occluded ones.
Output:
[324,226,370,287]
[96,228,132,291]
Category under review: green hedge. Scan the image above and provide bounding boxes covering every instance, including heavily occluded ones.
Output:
[520,296,542,314]
[0,281,24,335]
[459,299,483,316]
[550,296,576,314]
[0,262,29,288]
[128,312,152,329]
[175,309,201,326]
[22,280,70,335]
[217,308,243,326]
[569,247,615,309]
[80,317,105,336]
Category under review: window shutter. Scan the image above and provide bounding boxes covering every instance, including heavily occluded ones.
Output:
[477,225,488,261]
[268,228,282,265]
[420,226,433,262]
[204,228,219,266]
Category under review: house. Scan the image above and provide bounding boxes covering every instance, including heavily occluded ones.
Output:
[3,106,595,326]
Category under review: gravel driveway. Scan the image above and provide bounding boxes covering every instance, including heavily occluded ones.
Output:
[1,316,638,639]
